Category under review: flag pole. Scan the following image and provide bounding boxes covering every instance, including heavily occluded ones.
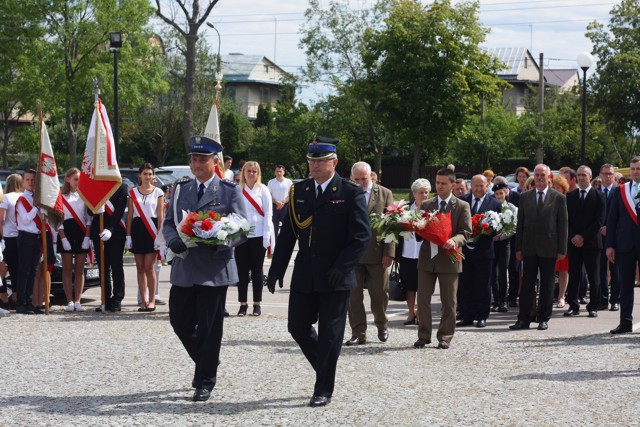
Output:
[93,79,106,313]
[38,107,52,315]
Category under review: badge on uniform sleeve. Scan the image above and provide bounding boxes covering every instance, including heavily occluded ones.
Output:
[305,186,309,191]
[332,187,337,192]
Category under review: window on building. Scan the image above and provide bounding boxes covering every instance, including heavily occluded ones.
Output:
[260,87,271,105]
[225,86,236,101]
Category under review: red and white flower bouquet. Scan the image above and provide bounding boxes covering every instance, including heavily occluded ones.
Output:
[178,210,252,248]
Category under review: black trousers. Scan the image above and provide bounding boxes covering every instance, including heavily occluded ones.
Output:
[492,239,510,304]
[458,256,493,321]
[600,235,620,305]
[615,250,640,326]
[272,203,288,241]
[507,235,519,302]
[235,237,266,303]
[288,289,350,397]
[16,232,41,308]
[567,245,600,312]
[519,256,556,324]
[169,284,228,391]
[92,236,126,304]
[1,237,19,293]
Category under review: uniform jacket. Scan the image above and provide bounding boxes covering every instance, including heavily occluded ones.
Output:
[461,193,502,259]
[417,195,471,274]
[359,184,396,264]
[567,187,606,250]
[163,176,248,287]
[605,182,640,253]
[516,187,568,258]
[268,173,371,293]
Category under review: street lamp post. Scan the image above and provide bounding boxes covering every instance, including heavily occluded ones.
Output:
[109,31,122,158]
[577,52,594,166]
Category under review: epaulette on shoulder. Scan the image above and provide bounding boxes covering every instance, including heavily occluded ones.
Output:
[220,179,237,187]
[342,178,358,188]
[175,178,193,186]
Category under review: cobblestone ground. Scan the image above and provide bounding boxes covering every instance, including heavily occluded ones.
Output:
[1,310,639,426]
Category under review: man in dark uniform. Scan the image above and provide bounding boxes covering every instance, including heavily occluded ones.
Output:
[89,184,127,312]
[266,135,371,408]
[163,136,247,402]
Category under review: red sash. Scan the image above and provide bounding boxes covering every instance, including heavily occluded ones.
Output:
[129,188,157,239]
[243,188,265,217]
[61,196,88,234]
[105,200,126,230]
[620,182,638,225]
[16,196,52,233]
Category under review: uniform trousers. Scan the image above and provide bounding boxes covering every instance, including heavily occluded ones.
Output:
[507,235,519,303]
[272,203,288,241]
[417,271,458,344]
[92,235,126,305]
[492,239,510,305]
[16,232,41,308]
[615,250,640,326]
[519,256,556,324]
[235,236,265,303]
[169,284,227,391]
[566,246,600,312]
[458,257,493,322]
[348,263,389,339]
[288,290,350,398]
[600,235,620,305]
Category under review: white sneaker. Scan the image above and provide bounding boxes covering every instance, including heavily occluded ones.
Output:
[65,302,75,312]
[74,302,85,312]
[0,307,10,316]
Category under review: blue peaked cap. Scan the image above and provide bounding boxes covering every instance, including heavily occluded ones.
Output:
[307,135,339,159]
[188,135,223,155]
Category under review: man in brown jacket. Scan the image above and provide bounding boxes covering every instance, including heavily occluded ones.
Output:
[415,168,471,350]
[345,162,396,345]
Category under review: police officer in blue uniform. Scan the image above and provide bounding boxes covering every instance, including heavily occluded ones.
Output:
[163,136,247,402]
[267,135,371,407]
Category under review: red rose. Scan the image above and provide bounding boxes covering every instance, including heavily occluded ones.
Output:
[482,223,489,230]
[181,224,195,236]
[208,211,219,220]
[200,219,213,231]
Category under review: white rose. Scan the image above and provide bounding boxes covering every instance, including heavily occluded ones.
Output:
[383,233,398,244]
[216,230,228,240]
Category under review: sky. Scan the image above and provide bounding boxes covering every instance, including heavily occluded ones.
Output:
[178,0,616,104]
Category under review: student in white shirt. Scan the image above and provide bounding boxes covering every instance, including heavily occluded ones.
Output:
[267,164,293,240]
[0,173,23,309]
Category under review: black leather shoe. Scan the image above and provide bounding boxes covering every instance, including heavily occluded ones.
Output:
[564,309,579,317]
[578,297,589,304]
[15,306,34,314]
[378,328,389,342]
[31,307,45,315]
[610,303,620,311]
[309,395,331,407]
[224,308,230,317]
[413,339,431,348]
[345,336,366,346]
[437,340,450,349]
[610,324,633,334]
[508,300,518,308]
[456,320,474,327]
[588,311,598,318]
[597,302,608,310]
[476,319,487,328]
[509,321,530,330]
[192,388,211,402]
[498,304,509,313]
[537,321,548,330]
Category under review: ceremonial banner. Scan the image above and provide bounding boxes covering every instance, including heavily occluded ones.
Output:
[78,98,122,213]
[34,118,64,225]
[203,103,225,178]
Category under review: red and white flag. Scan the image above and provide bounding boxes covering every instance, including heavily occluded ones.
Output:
[203,103,225,178]
[78,98,122,213]
[34,117,64,226]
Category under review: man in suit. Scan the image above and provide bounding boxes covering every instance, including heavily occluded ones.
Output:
[457,175,502,328]
[605,157,640,334]
[89,184,128,312]
[266,136,370,407]
[511,164,568,331]
[163,136,248,402]
[345,161,395,345]
[598,163,620,311]
[564,165,605,318]
[414,168,471,349]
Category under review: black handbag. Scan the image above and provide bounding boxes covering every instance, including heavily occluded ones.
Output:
[388,262,406,301]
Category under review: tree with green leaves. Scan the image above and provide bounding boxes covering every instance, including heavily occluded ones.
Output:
[586,0,640,164]
[362,0,505,182]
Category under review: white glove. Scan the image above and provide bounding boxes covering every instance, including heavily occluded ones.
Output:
[99,229,112,241]
[0,239,5,252]
[81,236,90,250]
[61,238,72,251]
[263,237,270,250]
[125,236,132,250]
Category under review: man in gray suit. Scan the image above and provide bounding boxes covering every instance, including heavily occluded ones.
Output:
[510,164,568,331]
[345,161,395,346]
[163,136,247,402]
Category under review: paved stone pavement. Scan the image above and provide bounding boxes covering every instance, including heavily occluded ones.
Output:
[2,260,640,426]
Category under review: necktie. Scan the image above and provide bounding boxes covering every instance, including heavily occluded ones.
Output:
[580,189,586,200]
[197,183,205,201]
[471,198,480,215]
[604,187,609,199]
[317,185,323,199]
[537,191,544,211]
[440,200,447,212]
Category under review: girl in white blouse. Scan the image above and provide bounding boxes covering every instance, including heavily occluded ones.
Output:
[0,173,22,309]
[236,161,273,317]
[58,168,91,312]
[126,163,164,312]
